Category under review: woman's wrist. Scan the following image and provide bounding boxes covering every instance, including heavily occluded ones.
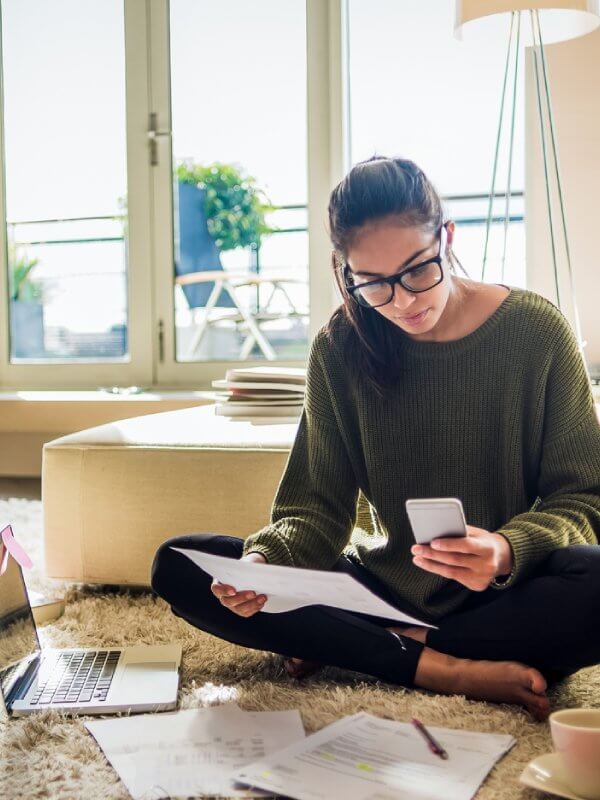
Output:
[491,533,514,579]
[243,551,268,564]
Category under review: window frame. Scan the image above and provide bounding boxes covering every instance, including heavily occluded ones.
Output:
[151,0,348,388]
[0,0,155,390]
[0,0,349,390]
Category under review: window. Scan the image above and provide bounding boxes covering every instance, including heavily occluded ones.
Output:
[348,0,525,288]
[2,0,130,364]
[5,0,524,390]
[167,0,309,365]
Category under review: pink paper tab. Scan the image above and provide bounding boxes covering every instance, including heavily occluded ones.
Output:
[0,523,34,571]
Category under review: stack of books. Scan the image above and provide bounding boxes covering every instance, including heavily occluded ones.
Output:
[211,366,306,423]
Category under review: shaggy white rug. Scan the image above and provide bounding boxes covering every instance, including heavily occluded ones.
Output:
[0,495,598,800]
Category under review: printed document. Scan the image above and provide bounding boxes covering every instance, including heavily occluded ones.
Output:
[85,702,305,799]
[233,711,515,800]
[171,547,434,628]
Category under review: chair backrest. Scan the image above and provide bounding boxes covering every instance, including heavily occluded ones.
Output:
[174,181,235,309]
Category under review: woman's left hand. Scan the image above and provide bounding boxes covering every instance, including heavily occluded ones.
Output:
[411,525,513,591]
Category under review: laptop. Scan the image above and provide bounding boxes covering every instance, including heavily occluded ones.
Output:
[0,541,182,717]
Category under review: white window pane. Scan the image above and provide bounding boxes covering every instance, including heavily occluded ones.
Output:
[2,0,129,362]
[169,0,308,362]
[348,0,525,286]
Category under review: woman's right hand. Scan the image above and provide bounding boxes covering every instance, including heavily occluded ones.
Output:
[210,551,268,617]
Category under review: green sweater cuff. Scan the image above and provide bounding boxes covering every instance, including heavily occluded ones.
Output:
[241,527,296,567]
[493,523,545,587]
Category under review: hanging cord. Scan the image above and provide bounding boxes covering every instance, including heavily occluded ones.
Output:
[530,9,560,308]
[483,11,515,281]
[533,9,586,359]
[448,248,470,278]
[501,11,521,280]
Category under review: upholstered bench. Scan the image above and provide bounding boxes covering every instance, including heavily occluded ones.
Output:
[41,404,300,585]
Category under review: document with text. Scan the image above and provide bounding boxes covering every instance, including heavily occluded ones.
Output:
[171,547,435,628]
[85,702,305,799]
[233,711,516,800]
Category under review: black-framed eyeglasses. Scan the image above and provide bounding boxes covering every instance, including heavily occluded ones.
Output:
[342,224,447,309]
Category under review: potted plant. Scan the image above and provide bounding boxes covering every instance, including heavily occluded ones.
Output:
[175,160,276,251]
[174,161,278,308]
[8,244,46,358]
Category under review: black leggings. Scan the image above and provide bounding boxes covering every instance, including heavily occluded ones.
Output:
[150,534,600,688]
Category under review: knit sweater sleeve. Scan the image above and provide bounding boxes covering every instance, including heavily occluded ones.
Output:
[241,331,360,569]
[493,310,600,587]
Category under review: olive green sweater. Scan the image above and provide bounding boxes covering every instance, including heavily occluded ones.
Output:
[242,286,600,621]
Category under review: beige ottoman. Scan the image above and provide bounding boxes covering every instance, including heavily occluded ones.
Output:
[42,405,299,586]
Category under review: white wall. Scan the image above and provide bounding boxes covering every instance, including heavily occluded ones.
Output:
[525,28,600,378]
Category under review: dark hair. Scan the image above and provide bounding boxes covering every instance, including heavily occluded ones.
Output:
[325,155,467,398]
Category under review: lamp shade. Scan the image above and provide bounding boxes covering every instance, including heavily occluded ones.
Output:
[455,1,600,44]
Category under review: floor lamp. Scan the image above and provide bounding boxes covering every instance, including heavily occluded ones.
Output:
[454,1,600,365]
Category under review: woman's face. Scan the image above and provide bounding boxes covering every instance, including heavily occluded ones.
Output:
[345,218,456,340]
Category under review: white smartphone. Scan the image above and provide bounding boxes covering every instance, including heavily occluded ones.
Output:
[405,498,467,545]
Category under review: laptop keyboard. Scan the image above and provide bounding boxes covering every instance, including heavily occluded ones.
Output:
[29,650,121,706]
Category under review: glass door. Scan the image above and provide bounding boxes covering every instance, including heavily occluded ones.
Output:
[151,0,309,386]
[0,0,153,389]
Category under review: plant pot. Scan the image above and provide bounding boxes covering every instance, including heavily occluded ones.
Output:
[174,181,236,309]
[10,299,45,358]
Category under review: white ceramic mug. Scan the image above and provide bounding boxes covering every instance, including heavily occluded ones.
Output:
[550,709,600,799]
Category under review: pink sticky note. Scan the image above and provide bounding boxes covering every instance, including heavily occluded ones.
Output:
[0,524,33,571]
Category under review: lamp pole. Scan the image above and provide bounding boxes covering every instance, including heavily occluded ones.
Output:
[455,1,600,369]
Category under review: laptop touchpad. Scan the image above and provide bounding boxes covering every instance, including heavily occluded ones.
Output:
[127,662,176,673]
[116,662,178,702]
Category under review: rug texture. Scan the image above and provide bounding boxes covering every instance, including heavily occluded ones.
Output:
[0,495,598,800]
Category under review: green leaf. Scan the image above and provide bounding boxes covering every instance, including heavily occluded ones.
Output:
[174,159,275,252]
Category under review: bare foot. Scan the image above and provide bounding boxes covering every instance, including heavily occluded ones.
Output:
[386,625,428,644]
[282,656,323,679]
[414,647,550,721]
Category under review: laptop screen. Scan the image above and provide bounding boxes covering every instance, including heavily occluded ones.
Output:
[0,553,40,712]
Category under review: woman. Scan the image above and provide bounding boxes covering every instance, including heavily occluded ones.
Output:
[151,156,600,721]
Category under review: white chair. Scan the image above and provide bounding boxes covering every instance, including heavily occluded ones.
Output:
[176,269,308,360]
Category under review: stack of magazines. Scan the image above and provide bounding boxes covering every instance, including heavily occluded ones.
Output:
[211,366,306,423]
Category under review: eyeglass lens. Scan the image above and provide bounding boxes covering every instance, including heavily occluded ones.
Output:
[352,262,441,307]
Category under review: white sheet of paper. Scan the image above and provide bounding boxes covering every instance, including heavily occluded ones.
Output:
[171,547,435,628]
[233,711,516,800]
[85,702,305,799]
